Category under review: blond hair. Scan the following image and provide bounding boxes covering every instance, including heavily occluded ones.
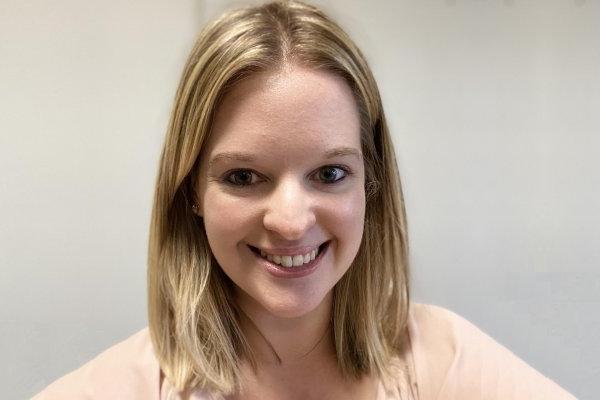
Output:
[147,0,410,396]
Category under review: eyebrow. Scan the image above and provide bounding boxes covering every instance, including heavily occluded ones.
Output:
[208,146,362,169]
[323,147,362,160]
[208,152,257,169]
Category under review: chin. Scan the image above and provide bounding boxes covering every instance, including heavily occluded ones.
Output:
[260,289,332,319]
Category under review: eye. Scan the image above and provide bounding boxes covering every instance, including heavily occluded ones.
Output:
[315,165,349,184]
[222,169,261,186]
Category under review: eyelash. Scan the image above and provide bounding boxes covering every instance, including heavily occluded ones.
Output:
[221,165,352,187]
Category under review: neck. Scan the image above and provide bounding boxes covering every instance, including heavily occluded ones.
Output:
[235,290,336,366]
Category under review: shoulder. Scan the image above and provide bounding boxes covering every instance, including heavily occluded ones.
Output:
[407,303,577,400]
[32,327,161,400]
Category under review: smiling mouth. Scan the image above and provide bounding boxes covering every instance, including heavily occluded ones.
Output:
[247,241,330,268]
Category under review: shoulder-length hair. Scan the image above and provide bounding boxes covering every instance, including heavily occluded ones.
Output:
[148,0,410,396]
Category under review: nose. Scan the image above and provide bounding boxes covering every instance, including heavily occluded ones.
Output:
[262,177,317,241]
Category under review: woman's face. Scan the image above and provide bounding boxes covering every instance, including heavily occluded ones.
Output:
[195,66,365,319]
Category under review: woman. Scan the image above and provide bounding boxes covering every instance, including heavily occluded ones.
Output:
[34,1,576,399]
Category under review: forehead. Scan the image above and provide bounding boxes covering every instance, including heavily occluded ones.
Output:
[204,66,361,156]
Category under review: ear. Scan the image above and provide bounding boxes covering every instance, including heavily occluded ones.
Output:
[190,172,203,217]
[192,198,203,217]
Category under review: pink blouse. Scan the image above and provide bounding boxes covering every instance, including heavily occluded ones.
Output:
[32,303,577,399]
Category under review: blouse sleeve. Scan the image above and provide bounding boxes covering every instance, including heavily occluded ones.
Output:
[408,303,577,400]
[31,328,160,400]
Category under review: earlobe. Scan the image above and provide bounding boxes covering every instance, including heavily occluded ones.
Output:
[192,202,202,217]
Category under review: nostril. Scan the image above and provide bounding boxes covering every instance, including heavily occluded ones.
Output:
[262,211,317,241]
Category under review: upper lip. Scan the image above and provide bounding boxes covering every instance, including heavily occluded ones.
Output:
[249,241,328,256]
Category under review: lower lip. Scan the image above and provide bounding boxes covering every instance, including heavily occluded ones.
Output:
[249,242,329,279]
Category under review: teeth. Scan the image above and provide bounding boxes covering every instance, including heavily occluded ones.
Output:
[292,255,304,267]
[256,245,323,268]
[281,256,293,267]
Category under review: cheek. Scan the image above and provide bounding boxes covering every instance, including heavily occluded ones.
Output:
[202,191,257,248]
[325,189,366,250]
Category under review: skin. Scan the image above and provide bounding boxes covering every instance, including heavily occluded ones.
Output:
[195,65,377,399]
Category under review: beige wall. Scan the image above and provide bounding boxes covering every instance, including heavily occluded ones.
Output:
[1,1,597,398]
